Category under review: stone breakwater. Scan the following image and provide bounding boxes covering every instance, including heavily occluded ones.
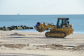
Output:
[0,25,33,31]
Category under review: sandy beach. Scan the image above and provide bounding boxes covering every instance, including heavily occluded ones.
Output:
[0,31,84,56]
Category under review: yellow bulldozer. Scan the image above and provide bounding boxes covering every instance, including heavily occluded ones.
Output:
[35,18,74,38]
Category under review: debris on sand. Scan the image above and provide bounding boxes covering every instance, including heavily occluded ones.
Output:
[10,33,25,36]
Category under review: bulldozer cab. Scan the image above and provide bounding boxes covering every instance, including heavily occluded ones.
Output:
[57,18,70,28]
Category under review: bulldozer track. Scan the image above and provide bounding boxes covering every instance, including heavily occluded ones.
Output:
[45,31,66,38]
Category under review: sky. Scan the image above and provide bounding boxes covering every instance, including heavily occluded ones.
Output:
[0,0,84,15]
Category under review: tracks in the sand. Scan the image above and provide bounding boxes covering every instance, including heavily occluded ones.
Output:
[0,53,47,56]
[0,34,84,46]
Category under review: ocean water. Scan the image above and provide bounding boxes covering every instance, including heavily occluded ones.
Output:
[0,15,84,32]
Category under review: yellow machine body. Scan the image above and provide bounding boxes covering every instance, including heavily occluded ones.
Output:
[35,18,74,38]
